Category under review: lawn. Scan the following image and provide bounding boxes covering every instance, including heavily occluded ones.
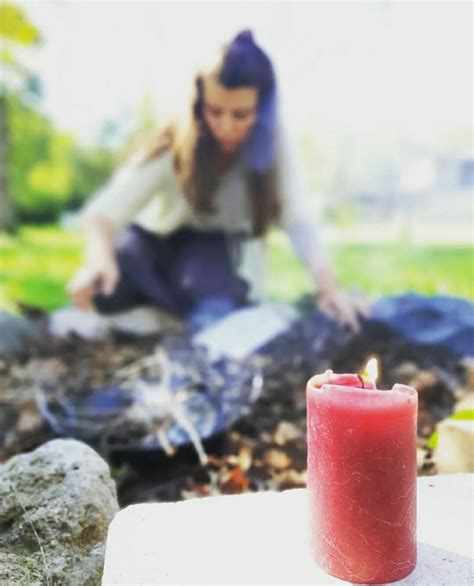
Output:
[0,225,82,312]
[0,225,472,312]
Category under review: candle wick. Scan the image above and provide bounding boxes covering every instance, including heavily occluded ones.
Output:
[357,374,365,389]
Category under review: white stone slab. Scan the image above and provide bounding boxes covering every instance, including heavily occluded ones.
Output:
[102,474,474,585]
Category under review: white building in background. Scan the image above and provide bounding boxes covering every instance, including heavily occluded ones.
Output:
[324,150,474,245]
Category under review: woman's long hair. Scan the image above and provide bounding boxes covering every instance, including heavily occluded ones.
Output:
[140,30,281,237]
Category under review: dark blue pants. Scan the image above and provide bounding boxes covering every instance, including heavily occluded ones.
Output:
[94,225,249,320]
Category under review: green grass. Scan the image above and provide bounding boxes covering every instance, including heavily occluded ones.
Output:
[0,225,472,312]
[0,225,82,311]
[267,231,474,301]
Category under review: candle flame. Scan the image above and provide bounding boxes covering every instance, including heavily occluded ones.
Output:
[363,357,378,383]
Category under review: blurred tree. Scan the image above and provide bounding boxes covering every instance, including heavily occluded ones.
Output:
[0,1,41,232]
[68,146,116,210]
[1,4,117,224]
[8,94,116,222]
[9,94,74,221]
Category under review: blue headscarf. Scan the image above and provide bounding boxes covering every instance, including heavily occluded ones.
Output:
[219,30,277,173]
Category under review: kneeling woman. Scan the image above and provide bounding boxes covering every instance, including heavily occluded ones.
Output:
[69,30,365,331]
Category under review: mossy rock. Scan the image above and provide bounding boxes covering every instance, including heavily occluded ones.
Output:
[0,439,119,585]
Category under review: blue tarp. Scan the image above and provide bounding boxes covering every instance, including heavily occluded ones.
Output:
[37,293,473,454]
[372,293,474,356]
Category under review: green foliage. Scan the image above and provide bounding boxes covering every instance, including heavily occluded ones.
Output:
[0,5,137,226]
[68,147,116,210]
[0,2,41,97]
[0,46,16,67]
[8,93,116,222]
[0,2,40,45]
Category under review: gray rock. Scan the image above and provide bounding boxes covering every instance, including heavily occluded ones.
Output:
[0,310,40,357]
[0,439,119,585]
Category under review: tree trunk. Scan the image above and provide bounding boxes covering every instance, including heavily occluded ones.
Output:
[0,93,16,233]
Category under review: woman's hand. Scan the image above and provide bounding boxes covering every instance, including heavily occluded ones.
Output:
[317,287,370,333]
[68,260,119,310]
[314,264,370,333]
[69,214,119,310]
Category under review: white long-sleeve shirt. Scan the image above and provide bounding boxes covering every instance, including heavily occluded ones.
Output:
[83,125,326,300]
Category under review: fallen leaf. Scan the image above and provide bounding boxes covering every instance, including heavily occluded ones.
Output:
[273,421,302,446]
[220,467,250,494]
[265,449,291,471]
[237,446,252,471]
[274,469,307,490]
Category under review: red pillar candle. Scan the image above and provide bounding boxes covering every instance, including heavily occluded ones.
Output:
[306,369,417,584]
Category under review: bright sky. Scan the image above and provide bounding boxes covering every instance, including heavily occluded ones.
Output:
[17,1,473,147]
